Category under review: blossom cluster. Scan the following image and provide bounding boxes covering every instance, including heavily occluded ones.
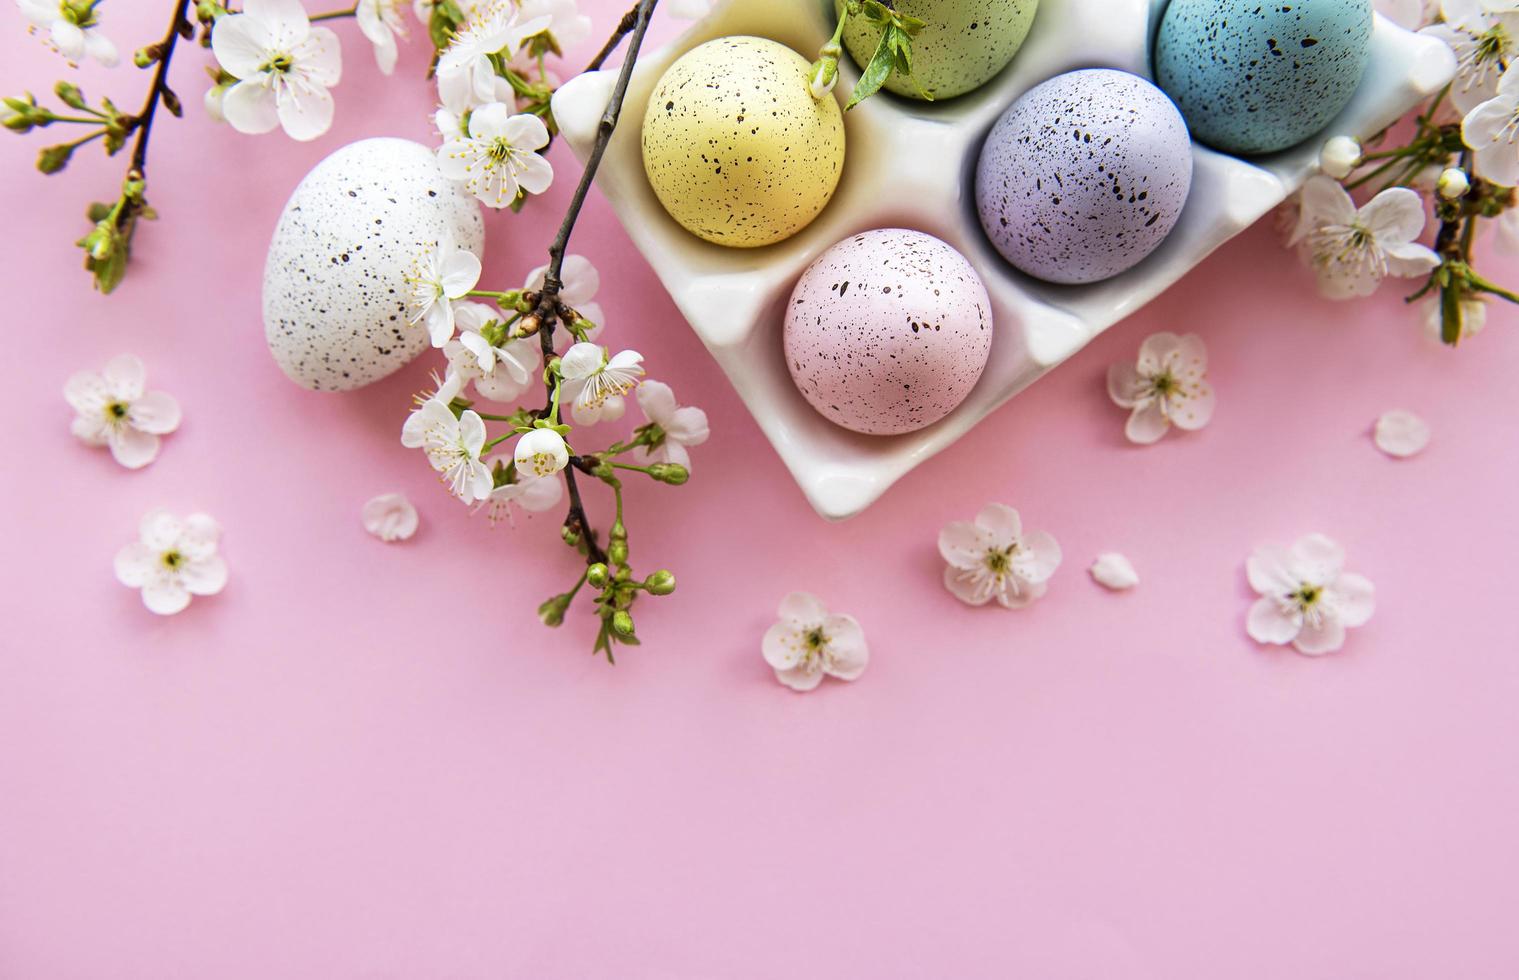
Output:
[399,235,709,658]
[1291,0,1519,343]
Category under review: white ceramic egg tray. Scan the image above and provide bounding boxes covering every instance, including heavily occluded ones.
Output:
[552,0,1455,520]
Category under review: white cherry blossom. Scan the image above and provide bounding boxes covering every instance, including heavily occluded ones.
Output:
[1319,135,1362,179]
[401,397,493,502]
[1289,176,1440,299]
[211,0,342,142]
[1378,0,1439,30]
[525,254,605,338]
[939,503,1062,609]
[558,342,643,425]
[404,232,482,347]
[356,0,406,74]
[517,0,590,49]
[1246,533,1375,655]
[434,1,548,112]
[1422,0,1519,114]
[1462,67,1519,186]
[514,427,569,477]
[18,0,117,65]
[477,472,562,525]
[443,302,542,403]
[438,102,554,208]
[629,381,709,470]
[1106,332,1214,445]
[64,354,181,469]
[362,492,419,541]
[115,510,228,616]
[762,592,868,692]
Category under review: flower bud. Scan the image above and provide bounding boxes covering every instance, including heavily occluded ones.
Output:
[1437,167,1470,200]
[645,570,676,596]
[53,80,88,111]
[807,56,839,101]
[3,114,34,133]
[133,45,160,68]
[37,142,72,174]
[648,462,689,485]
[586,562,610,588]
[611,610,635,637]
[608,539,629,565]
[83,221,114,260]
[538,594,569,627]
[1317,135,1361,180]
[560,523,580,546]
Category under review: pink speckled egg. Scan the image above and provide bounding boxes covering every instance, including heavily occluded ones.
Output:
[784,229,993,435]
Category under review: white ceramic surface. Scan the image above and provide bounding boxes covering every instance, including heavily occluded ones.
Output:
[552,0,1455,520]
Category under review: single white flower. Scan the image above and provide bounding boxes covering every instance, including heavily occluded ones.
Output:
[1374,409,1432,457]
[435,1,548,112]
[362,492,419,541]
[1090,552,1139,591]
[1289,176,1440,299]
[1437,166,1473,198]
[64,354,181,469]
[525,254,605,338]
[356,0,406,74]
[1105,332,1214,445]
[211,0,342,142]
[1422,0,1519,114]
[1462,67,1519,186]
[404,232,482,347]
[477,471,562,525]
[1319,135,1362,179]
[629,380,709,470]
[1378,0,1440,30]
[939,503,1062,609]
[115,510,228,616]
[517,0,590,48]
[514,427,569,477]
[666,0,711,18]
[762,591,868,692]
[1246,533,1375,655]
[401,398,493,502]
[18,0,118,65]
[1422,292,1487,339]
[442,301,542,402]
[438,102,554,208]
[558,343,643,425]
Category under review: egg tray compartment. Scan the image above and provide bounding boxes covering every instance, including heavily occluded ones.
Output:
[551,0,1454,520]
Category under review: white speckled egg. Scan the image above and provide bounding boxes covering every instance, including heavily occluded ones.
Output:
[784,228,992,435]
[641,36,845,248]
[842,0,1040,100]
[975,68,1193,285]
[262,138,484,391]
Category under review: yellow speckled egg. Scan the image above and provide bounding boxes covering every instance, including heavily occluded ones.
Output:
[641,36,846,248]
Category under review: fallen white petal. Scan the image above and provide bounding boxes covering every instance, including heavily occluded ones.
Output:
[1089,552,1139,591]
[1373,410,1430,459]
[362,492,419,542]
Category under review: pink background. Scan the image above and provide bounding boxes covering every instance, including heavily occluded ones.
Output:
[4,2,1518,976]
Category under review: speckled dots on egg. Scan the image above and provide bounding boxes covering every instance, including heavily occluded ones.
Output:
[641,36,846,248]
[261,138,484,392]
[1154,0,1374,156]
[975,69,1194,285]
[842,0,1040,100]
[784,229,993,436]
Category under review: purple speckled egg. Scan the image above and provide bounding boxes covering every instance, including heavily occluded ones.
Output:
[784,228,993,436]
[975,68,1193,285]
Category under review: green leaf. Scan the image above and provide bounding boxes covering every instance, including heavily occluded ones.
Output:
[845,25,896,110]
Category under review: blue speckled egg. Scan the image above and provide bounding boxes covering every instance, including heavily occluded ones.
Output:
[974,69,1193,285]
[1154,0,1373,156]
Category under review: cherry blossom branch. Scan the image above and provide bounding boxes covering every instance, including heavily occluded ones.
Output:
[525,0,657,576]
[128,0,194,174]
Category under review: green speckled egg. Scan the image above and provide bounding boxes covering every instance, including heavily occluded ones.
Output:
[1154,0,1373,155]
[641,36,846,248]
[842,0,1040,101]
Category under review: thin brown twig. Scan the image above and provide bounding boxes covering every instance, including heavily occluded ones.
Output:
[129,0,193,174]
[531,0,659,568]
